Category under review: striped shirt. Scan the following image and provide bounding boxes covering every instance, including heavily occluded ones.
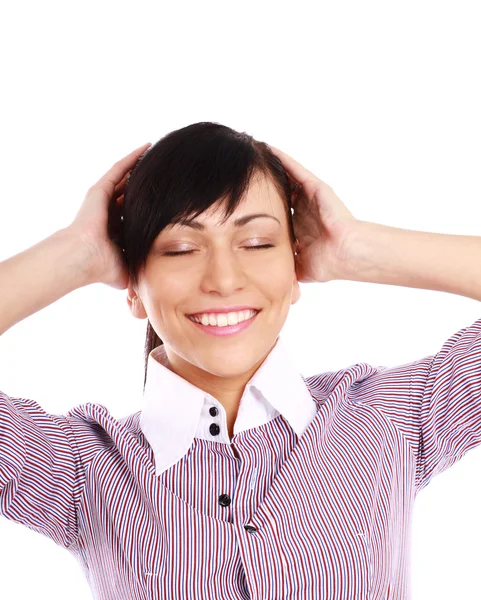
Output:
[1,318,481,599]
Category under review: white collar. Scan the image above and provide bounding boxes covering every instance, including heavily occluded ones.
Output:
[140,336,318,476]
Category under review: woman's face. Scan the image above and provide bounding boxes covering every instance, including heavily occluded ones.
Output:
[128,173,300,379]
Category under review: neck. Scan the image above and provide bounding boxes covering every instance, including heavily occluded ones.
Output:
[163,346,271,438]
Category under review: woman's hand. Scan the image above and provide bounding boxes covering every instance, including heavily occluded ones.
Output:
[268,144,359,283]
[65,142,151,289]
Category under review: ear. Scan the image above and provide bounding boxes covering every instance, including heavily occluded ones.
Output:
[291,273,301,306]
[290,241,301,306]
[126,278,148,320]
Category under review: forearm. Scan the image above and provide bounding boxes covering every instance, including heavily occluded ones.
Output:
[340,220,481,302]
[0,228,94,336]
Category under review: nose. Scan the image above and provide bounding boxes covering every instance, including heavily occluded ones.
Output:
[199,249,249,296]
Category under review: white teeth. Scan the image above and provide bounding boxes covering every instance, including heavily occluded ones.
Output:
[227,313,238,326]
[189,309,258,327]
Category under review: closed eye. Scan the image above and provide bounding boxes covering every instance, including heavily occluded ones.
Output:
[163,244,275,256]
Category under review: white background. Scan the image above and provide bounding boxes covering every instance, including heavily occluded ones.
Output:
[1,0,480,598]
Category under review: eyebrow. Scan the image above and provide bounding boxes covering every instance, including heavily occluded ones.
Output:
[177,213,281,230]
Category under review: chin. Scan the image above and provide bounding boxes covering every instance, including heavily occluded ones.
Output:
[200,343,272,375]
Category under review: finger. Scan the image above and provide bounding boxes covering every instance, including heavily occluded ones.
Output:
[96,142,152,191]
[113,170,131,197]
[268,144,321,189]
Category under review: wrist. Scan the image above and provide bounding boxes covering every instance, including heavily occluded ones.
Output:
[52,227,99,288]
[332,220,380,282]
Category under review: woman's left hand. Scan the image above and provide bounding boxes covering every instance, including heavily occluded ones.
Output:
[268,144,359,283]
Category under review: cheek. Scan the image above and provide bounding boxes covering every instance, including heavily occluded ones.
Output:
[254,267,294,304]
[263,256,295,283]
[144,262,190,295]
[253,247,294,274]
[141,272,191,318]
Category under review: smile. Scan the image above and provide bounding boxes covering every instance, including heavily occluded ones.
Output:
[186,310,260,337]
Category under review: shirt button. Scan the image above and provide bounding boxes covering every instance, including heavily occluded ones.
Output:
[209,423,220,436]
[244,524,257,533]
[209,406,219,417]
[218,494,231,507]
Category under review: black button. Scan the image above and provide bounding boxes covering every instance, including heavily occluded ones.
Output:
[209,423,220,436]
[218,494,231,507]
[244,524,257,533]
[209,406,218,417]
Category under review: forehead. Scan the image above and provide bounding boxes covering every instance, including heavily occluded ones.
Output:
[198,174,284,225]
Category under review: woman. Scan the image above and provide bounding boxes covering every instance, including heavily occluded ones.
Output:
[1,122,480,599]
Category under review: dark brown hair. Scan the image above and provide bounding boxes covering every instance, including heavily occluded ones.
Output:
[117,122,298,389]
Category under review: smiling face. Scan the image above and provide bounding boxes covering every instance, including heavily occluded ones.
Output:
[127,172,300,389]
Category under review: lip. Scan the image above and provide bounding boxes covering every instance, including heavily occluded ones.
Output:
[187,305,261,317]
[186,310,260,337]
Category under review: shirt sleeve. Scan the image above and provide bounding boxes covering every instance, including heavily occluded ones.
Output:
[350,317,481,493]
[0,391,86,549]
[412,317,481,492]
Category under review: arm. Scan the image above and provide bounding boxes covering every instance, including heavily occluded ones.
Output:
[0,230,95,548]
[340,220,481,302]
[264,144,480,297]
[0,228,94,336]
[337,221,481,490]
[0,142,152,337]
[0,143,150,549]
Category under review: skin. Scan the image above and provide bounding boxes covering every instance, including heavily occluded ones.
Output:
[72,140,481,446]
[126,173,300,438]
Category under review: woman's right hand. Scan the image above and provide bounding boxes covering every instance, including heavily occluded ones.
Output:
[65,142,151,290]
